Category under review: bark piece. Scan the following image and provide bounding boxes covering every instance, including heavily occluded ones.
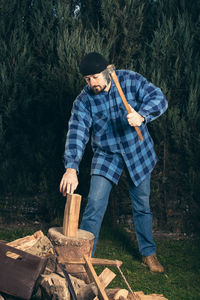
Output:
[77,267,116,300]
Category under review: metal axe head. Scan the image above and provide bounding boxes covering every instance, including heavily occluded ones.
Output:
[106,64,116,75]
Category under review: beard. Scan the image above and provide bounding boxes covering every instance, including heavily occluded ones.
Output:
[92,84,107,94]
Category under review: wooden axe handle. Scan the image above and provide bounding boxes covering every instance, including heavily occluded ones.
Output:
[107,64,144,141]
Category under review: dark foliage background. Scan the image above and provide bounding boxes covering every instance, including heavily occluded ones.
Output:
[0,0,199,233]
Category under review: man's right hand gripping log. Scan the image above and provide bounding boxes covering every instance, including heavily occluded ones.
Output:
[60,52,168,273]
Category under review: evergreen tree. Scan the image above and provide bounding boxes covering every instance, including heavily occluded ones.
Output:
[0,0,199,231]
[139,0,200,231]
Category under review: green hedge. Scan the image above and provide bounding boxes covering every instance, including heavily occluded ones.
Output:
[0,0,199,233]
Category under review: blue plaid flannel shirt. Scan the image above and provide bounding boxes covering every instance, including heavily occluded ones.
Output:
[64,70,168,186]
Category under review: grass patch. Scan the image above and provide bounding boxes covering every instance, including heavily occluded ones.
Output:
[95,225,200,300]
[0,224,199,299]
[0,228,36,242]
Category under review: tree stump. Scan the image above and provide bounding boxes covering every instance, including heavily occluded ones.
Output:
[48,227,94,283]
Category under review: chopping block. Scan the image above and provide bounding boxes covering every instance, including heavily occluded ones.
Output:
[48,193,94,282]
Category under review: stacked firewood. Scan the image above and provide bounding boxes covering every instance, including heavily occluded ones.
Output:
[0,230,168,300]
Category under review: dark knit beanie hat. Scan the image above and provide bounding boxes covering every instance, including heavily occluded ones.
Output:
[79,52,108,76]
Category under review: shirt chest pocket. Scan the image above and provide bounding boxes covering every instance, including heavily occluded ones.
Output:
[92,111,110,135]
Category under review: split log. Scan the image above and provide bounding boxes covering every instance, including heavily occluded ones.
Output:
[106,289,168,300]
[84,255,109,300]
[58,257,122,267]
[77,267,116,300]
[99,268,116,289]
[7,230,56,274]
[63,193,82,237]
[106,288,130,300]
[3,231,168,300]
[40,271,98,300]
[114,289,129,299]
[76,283,98,300]
[40,272,71,300]
[48,227,94,282]
[133,292,168,300]
[7,230,45,250]
[45,266,116,300]
[40,273,168,300]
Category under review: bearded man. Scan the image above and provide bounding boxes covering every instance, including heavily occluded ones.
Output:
[60,52,168,273]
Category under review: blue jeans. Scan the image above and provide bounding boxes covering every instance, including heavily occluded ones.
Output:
[80,174,156,257]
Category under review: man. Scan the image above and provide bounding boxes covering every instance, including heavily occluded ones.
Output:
[60,52,168,273]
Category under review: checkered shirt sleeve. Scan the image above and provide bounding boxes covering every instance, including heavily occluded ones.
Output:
[64,91,92,172]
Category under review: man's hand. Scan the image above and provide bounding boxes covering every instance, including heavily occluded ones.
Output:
[127,105,144,127]
[59,168,78,196]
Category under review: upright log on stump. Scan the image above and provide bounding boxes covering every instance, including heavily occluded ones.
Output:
[63,193,82,237]
[48,193,94,283]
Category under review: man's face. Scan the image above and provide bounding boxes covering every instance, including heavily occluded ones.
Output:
[84,72,110,94]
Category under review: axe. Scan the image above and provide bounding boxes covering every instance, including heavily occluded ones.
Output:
[107,64,144,141]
